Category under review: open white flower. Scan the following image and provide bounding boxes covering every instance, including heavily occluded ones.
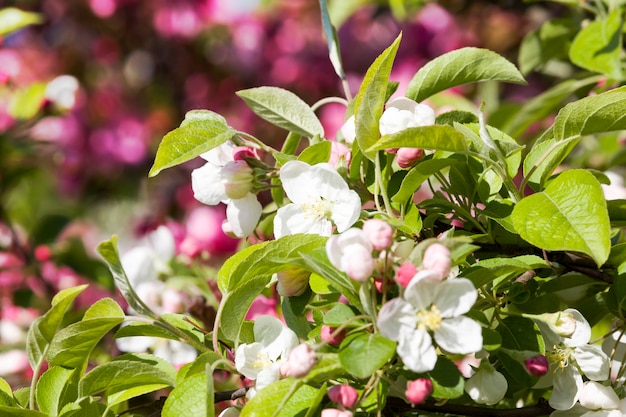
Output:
[274,161,361,238]
[121,225,175,289]
[379,97,435,136]
[192,141,262,237]
[535,309,610,411]
[235,315,299,396]
[377,273,482,373]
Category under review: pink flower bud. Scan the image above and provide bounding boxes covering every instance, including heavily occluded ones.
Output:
[524,355,548,377]
[396,147,424,169]
[328,384,359,409]
[280,343,316,378]
[329,141,352,167]
[34,245,52,262]
[321,409,353,417]
[339,116,356,145]
[232,146,257,161]
[362,219,393,251]
[320,325,345,346]
[222,161,254,199]
[276,268,311,297]
[395,262,417,287]
[405,378,433,405]
[422,243,451,279]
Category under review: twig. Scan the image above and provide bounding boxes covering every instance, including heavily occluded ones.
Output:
[214,387,249,403]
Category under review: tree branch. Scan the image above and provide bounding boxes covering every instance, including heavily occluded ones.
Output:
[385,397,554,417]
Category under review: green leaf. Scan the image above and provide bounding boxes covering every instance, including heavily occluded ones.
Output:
[26,285,88,369]
[218,276,269,344]
[463,255,548,288]
[35,367,75,416]
[518,18,577,75]
[97,235,155,318]
[406,48,526,103]
[366,125,467,155]
[392,158,459,203]
[240,379,319,417]
[58,397,106,417]
[0,8,43,36]
[497,316,544,352]
[176,351,225,385]
[553,87,626,141]
[297,140,331,164]
[319,0,345,80]
[354,33,402,160]
[522,137,580,190]
[218,234,327,293]
[569,9,622,79]
[0,407,48,417]
[80,360,175,407]
[47,298,125,370]
[323,303,356,327]
[8,83,46,120]
[339,333,396,379]
[237,87,324,138]
[149,110,236,177]
[162,371,212,417]
[511,169,611,267]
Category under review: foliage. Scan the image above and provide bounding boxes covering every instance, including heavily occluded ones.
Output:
[2,1,626,417]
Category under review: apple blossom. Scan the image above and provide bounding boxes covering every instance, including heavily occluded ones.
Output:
[328,384,359,409]
[116,336,197,368]
[377,272,482,372]
[279,343,317,378]
[235,315,299,396]
[326,228,375,281]
[422,243,452,280]
[534,309,610,410]
[379,97,435,136]
[464,366,508,405]
[192,141,262,238]
[274,161,361,238]
[339,115,356,144]
[362,219,393,251]
[120,225,175,288]
[405,378,433,405]
[578,382,621,411]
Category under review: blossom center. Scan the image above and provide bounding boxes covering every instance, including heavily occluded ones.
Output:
[417,305,443,331]
[300,196,333,221]
[251,350,273,370]
[546,344,574,372]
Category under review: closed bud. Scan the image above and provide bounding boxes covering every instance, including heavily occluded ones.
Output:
[280,343,316,378]
[422,243,451,280]
[276,268,311,297]
[406,378,433,405]
[524,355,548,377]
[362,219,393,251]
[396,147,424,169]
[222,161,254,199]
[321,325,345,346]
[321,409,353,417]
[328,384,359,409]
[395,262,417,287]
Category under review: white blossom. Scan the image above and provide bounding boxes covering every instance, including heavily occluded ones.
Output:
[535,309,610,411]
[274,161,361,238]
[192,141,262,237]
[326,228,374,281]
[235,315,299,397]
[377,273,482,372]
[379,97,435,136]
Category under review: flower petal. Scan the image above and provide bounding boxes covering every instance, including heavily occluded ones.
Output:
[192,162,227,205]
[435,316,482,354]
[574,344,610,381]
[377,298,417,341]
[235,342,266,380]
[279,161,317,205]
[562,309,592,348]
[330,191,362,233]
[404,274,439,311]
[254,315,298,361]
[434,278,477,318]
[274,204,321,238]
[549,365,583,410]
[227,193,262,237]
[255,362,281,391]
[578,381,621,411]
[397,328,437,373]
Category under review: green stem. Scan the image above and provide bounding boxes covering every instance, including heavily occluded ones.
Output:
[375,152,394,218]
[237,131,279,157]
[311,96,349,112]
